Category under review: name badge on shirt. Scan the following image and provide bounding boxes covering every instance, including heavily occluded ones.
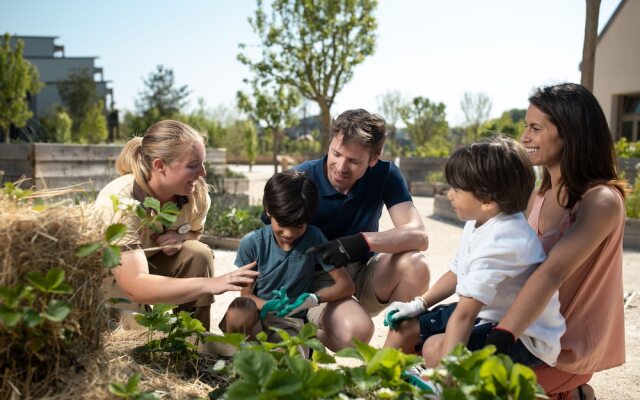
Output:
[178,224,191,235]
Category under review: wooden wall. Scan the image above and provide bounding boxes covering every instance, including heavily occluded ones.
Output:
[0,144,226,191]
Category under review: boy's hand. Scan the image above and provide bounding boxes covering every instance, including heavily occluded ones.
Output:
[485,327,515,355]
[279,293,319,317]
[384,297,427,329]
[259,286,289,319]
[306,233,369,266]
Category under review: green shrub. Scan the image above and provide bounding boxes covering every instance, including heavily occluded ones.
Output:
[615,138,640,159]
[207,206,264,238]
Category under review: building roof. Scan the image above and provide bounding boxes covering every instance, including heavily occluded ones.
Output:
[598,0,627,43]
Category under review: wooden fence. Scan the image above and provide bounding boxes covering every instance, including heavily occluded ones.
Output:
[0,143,226,191]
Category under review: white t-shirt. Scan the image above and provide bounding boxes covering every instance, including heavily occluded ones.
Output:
[450,212,565,366]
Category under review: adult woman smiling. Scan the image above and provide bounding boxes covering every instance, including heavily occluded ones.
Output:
[95,120,258,330]
[487,83,627,400]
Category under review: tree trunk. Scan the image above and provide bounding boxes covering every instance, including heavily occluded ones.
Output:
[272,128,279,175]
[319,103,332,153]
[581,0,601,91]
[2,124,9,143]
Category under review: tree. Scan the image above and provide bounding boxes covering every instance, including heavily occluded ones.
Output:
[242,121,258,172]
[57,67,100,137]
[77,100,108,143]
[580,0,601,91]
[460,91,492,142]
[401,96,450,156]
[0,33,43,143]
[377,91,406,156]
[239,0,378,151]
[42,108,73,143]
[481,108,526,139]
[135,65,190,125]
[237,79,300,174]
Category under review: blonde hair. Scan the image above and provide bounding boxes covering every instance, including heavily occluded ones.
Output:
[116,120,209,209]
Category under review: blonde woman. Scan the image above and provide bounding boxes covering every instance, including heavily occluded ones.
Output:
[95,120,258,330]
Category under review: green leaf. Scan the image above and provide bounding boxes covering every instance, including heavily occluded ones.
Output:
[110,194,120,212]
[285,356,312,381]
[44,299,71,322]
[352,337,378,363]
[461,345,495,370]
[143,197,161,213]
[50,282,73,295]
[108,382,129,397]
[24,271,47,292]
[75,242,101,258]
[346,366,380,391]
[22,307,44,327]
[335,347,363,360]
[203,332,247,349]
[224,381,260,400]
[305,369,346,398]
[109,297,132,305]
[233,350,274,385]
[312,350,336,364]
[45,268,65,290]
[126,372,142,393]
[297,322,317,340]
[103,245,121,268]
[0,306,21,327]
[264,370,302,396]
[105,223,127,245]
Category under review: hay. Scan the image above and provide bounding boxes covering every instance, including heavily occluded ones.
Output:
[0,189,108,399]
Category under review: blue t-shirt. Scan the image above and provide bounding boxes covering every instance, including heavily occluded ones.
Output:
[294,156,412,240]
[234,225,334,301]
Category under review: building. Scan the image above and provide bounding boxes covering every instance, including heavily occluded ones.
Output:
[9,35,113,121]
[592,0,640,141]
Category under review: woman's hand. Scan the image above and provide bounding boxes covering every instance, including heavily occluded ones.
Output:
[154,231,184,256]
[210,262,259,295]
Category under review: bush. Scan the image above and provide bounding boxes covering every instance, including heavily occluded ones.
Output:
[207,205,263,238]
[615,138,640,159]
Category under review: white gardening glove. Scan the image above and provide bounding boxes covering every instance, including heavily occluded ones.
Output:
[279,293,319,317]
[384,297,427,328]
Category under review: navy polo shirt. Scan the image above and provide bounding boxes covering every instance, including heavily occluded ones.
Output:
[294,156,412,241]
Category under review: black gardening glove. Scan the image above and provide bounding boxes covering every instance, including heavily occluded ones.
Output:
[306,233,370,267]
[485,327,516,355]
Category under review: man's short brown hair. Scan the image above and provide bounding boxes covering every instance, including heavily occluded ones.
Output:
[330,109,386,158]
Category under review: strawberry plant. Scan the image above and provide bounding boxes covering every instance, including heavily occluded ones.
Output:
[0,268,74,360]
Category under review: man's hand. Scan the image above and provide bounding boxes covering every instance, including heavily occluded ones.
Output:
[306,233,370,267]
[383,297,427,329]
[279,293,319,317]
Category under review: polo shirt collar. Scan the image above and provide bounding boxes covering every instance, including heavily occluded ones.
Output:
[314,155,367,197]
[132,179,189,209]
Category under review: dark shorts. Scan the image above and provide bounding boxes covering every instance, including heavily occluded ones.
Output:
[417,303,542,367]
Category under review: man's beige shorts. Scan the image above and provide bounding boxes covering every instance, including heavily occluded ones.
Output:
[306,255,385,326]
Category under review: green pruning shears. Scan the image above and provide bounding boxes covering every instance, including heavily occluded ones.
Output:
[259,286,290,319]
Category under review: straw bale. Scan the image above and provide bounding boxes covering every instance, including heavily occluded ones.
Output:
[0,191,109,399]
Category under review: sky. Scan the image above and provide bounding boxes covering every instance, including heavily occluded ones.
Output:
[1,0,623,126]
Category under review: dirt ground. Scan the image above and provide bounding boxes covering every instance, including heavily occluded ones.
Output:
[209,166,640,398]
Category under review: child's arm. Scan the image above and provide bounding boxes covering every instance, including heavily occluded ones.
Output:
[437,295,484,359]
[316,267,356,303]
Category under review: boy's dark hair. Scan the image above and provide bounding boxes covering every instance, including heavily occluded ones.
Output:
[444,136,535,215]
[263,171,319,227]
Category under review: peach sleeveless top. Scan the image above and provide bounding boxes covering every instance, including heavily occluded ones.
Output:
[527,185,625,373]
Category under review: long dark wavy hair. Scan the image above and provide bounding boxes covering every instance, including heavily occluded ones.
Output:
[529,83,626,209]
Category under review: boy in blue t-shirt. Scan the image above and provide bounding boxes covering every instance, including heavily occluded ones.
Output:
[220,171,355,342]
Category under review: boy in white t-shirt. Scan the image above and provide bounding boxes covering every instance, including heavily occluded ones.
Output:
[383,136,565,368]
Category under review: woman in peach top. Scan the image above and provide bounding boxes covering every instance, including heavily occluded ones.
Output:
[485,83,627,400]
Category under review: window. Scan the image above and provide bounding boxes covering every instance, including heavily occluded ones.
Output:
[620,95,640,141]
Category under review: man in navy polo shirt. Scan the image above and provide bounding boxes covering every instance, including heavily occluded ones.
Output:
[297,109,430,351]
